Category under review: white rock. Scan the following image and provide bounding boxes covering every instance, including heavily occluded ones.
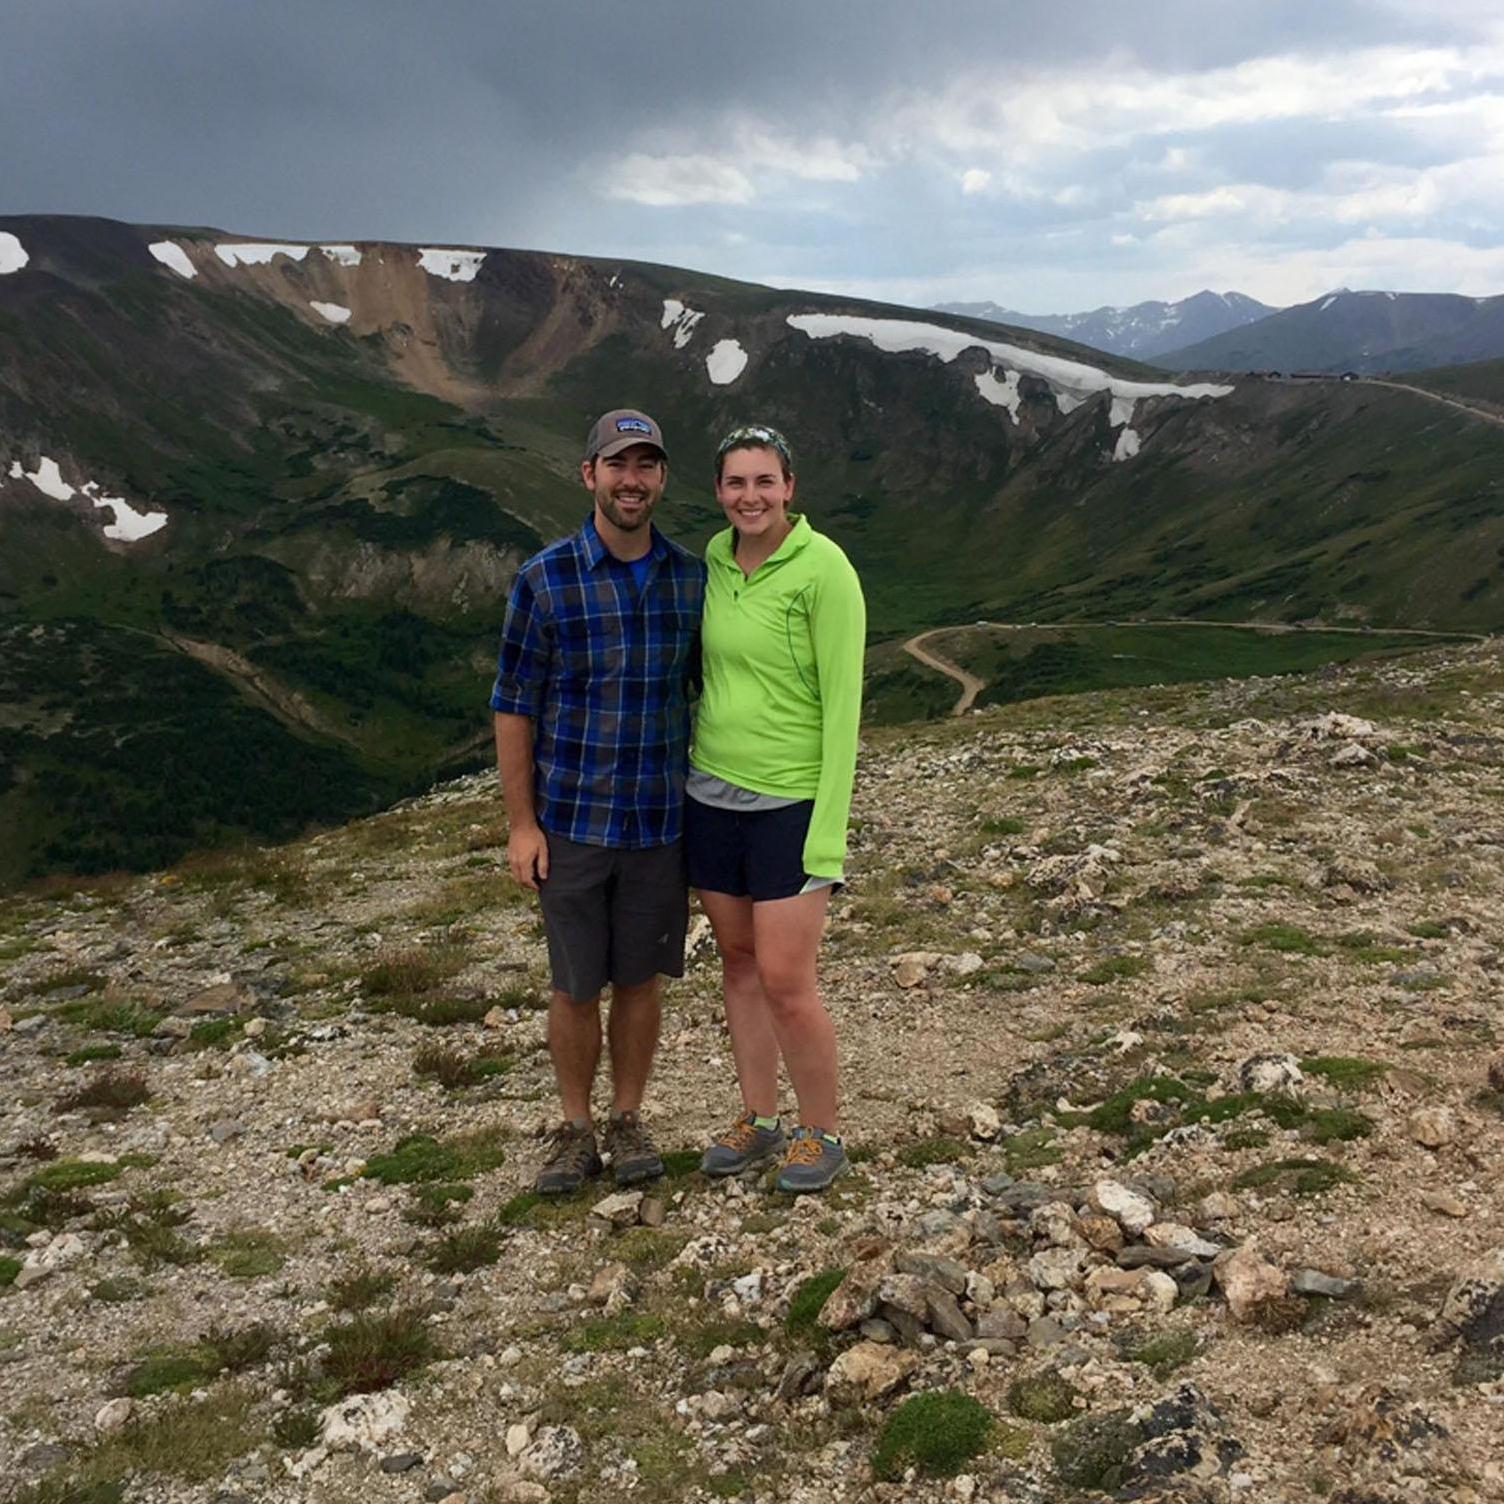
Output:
[518,1424,584,1480]
[1408,1105,1457,1149]
[947,952,985,977]
[95,1397,134,1432]
[319,1390,411,1452]
[1027,1246,1088,1291]
[505,1422,531,1457]
[1088,1180,1157,1236]
[590,1189,643,1226]
[967,1102,1001,1141]
[1144,1222,1221,1259]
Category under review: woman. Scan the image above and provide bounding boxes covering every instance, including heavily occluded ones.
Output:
[686,424,866,1193]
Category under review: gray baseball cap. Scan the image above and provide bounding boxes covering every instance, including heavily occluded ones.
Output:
[583,408,668,462]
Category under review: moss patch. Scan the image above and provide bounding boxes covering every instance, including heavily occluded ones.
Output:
[361,1127,506,1185]
[873,1390,995,1481]
[785,1268,846,1345]
[1007,1371,1081,1423]
[1052,1410,1139,1491]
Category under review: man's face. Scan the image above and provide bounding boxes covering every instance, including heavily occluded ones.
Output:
[581,443,667,533]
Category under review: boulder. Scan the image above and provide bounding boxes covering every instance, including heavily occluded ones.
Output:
[1087,1180,1156,1236]
[320,1391,411,1452]
[819,1243,893,1331]
[1214,1244,1293,1325]
[824,1341,919,1407]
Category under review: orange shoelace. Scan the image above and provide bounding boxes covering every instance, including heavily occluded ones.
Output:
[717,1117,760,1151]
[785,1134,825,1166]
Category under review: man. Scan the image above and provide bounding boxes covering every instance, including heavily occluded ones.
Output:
[491,409,704,1195]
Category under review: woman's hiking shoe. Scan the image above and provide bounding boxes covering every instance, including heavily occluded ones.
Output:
[775,1126,848,1194]
[603,1109,665,1186]
[700,1112,787,1177]
[535,1120,602,1196]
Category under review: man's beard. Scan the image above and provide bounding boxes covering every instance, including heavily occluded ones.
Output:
[598,489,654,530]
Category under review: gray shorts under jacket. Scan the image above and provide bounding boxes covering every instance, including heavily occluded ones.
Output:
[536,833,688,1002]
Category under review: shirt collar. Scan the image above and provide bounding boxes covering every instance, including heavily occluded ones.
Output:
[577,514,667,571]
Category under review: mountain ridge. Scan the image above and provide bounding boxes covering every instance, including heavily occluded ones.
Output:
[933,289,1277,360]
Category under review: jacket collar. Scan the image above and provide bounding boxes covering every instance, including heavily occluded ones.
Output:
[708,512,812,571]
[578,514,667,571]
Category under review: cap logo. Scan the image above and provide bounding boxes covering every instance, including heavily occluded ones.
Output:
[615,417,652,434]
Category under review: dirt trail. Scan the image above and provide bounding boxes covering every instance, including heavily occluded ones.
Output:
[163,630,342,741]
[902,628,986,716]
[1364,378,1504,430]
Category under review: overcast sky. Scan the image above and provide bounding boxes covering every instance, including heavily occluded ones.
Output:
[4,0,1504,312]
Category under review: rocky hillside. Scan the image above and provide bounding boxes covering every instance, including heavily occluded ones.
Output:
[2,641,1503,1503]
[6,216,1504,887]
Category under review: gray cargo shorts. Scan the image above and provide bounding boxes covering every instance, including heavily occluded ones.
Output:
[537,834,688,1003]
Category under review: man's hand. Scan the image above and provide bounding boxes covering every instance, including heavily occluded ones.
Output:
[508,822,550,890]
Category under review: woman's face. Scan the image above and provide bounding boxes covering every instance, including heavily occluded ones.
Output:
[715,445,795,538]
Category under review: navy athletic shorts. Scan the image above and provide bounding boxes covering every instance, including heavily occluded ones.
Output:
[685,795,825,902]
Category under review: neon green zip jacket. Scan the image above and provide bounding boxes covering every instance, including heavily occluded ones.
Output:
[691,513,866,878]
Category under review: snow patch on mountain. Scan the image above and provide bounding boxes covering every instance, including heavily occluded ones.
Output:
[974,367,1022,419]
[661,299,705,349]
[418,249,485,283]
[706,340,748,385]
[80,482,169,542]
[311,301,352,325]
[787,314,1232,426]
[0,232,29,275]
[19,457,75,502]
[1113,428,1142,462]
[320,245,362,266]
[215,243,310,267]
[13,457,168,541]
[148,241,197,280]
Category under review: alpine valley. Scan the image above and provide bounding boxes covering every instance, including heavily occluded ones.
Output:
[3,214,1504,884]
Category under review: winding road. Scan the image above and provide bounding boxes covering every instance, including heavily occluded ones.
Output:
[902,629,986,716]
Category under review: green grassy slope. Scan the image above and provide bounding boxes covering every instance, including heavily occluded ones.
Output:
[5,215,1504,884]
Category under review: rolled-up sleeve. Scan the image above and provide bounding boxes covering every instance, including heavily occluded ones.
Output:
[489,569,550,716]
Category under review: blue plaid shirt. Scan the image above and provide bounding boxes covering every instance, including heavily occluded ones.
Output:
[490,516,705,849]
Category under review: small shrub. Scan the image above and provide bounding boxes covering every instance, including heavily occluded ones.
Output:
[785,1268,846,1344]
[271,1406,322,1449]
[327,1265,395,1312]
[423,1224,503,1274]
[1239,923,1324,955]
[362,943,465,998]
[1300,1057,1388,1091]
[202,1322,278,1373]
[67,1000,163,1037]
[93,1191,197,1268]
[563,1312,666,1352]
[21,1158,123,1194]
[120,1352,211,1397]
[55,1070,152,1115]
[0,1255,21,1287]
[1081,955,1149,985]
[413,1043,509,1088]
[897,1136,970,1169]
[1127,1328,1197,1375]
[90,1275,144,1303]
[1052,1410,1139,1491]
[390,993,493,1026]
[405,1182,474,1227]
[873,1390,994,1480]
[322,1308,437,1397]
[205,1229,286,1278]
[363,1127,506,1186]
[981,816,1025,836]
[65,1044,124,1065]
[181,1017,239,1051]
[1302,1107,1374,1144]
[1007,1372,1080,1423]
[1231,1158,1360,1196]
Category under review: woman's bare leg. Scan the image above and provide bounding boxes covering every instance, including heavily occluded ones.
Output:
[698,889,780,1117]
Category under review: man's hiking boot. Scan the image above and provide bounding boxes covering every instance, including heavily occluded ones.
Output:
[603,1109,664,1186]
[775,1126,848,1194]
[701,1112,787,1177]
[535,1120,602,1196]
